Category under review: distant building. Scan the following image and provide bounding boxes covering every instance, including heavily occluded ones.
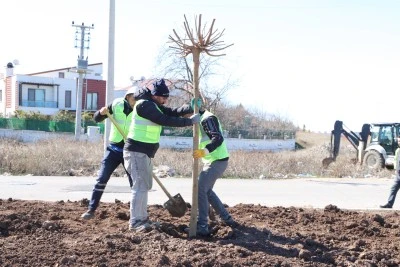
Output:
[0,62,106,117]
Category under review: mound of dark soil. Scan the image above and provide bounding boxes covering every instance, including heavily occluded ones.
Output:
[1,198,399,266]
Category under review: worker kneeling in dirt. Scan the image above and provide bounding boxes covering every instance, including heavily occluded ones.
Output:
[186,100,238,236]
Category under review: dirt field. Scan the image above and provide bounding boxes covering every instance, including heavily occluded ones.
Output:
[1,198,400,267]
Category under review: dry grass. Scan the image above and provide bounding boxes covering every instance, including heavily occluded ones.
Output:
[0,132,394,179]
[0,138,101,176]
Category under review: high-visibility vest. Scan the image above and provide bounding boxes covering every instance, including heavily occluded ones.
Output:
[199,110,229,163]
[109,98,132,143]
[127,99,162,143]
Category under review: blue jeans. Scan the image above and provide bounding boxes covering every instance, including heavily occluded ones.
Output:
[88,146,132,211]
[387,176,400,206]
[198,160,230,227]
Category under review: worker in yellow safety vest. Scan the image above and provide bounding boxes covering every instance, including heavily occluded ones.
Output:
[81,86,148,220]
[124,78,200,232]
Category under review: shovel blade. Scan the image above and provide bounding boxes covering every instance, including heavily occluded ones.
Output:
[163,193,187,217]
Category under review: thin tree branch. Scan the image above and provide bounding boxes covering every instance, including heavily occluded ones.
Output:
[205,19,216,45]
[184,15,197,46]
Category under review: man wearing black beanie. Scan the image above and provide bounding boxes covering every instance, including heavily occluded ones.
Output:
[150,79,170,97]
[124,78,200,232]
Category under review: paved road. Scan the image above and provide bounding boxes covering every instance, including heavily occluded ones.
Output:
[0,175,396,211]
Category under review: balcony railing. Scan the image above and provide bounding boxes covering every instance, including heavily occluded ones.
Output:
[21,101,58,108]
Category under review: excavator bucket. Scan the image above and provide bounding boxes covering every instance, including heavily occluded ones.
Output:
[322,121,343,168]
[322,157,335,168]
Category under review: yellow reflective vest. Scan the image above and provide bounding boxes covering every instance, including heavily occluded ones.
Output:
[109,98,132,143]
[127,99,162,143]
[199,110,229,163]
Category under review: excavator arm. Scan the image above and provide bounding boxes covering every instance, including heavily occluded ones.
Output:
[323,120,370,167]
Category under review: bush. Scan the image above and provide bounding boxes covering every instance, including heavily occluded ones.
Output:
[53,110,75,122]
[82,111,95,123]
[13,110,50,120]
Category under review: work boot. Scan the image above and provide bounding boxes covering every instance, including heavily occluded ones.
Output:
[223,216,238,227]
[380,203,393,209]
[184,224,210,236]
[197,224,210,236]
[81,210,95,220]
[129,219,152,232]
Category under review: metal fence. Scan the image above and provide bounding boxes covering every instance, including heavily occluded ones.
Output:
[0,118,104,133]
[0,118,294,140]
[21,101,58,108]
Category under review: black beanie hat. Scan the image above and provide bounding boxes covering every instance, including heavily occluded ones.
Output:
[151,79,169,97]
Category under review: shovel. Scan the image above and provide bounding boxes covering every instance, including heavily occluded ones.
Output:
[152,174,187,217]
[105,111,187,217]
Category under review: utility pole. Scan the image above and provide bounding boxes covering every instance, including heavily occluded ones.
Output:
[104,0,115,151]
[71,21,94,141]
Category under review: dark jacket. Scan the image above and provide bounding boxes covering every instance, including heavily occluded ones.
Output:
[124,94,193,158]
[200,110,228,161]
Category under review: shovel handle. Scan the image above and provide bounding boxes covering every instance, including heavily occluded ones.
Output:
[106,111,128,140]
[106,111,175,201]
[152,173,174,200]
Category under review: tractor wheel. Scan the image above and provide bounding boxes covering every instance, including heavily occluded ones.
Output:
[363,150,384,170]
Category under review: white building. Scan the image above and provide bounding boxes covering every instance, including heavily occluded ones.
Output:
[0,62,105,117]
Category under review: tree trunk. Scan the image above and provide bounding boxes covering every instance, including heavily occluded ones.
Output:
[189,48,201,237]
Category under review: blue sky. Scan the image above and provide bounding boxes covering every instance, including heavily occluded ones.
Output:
[2,0,400,133]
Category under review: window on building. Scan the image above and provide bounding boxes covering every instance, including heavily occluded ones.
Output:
[28,88,45,107]
[58,72,65,78]
[86,92,98,110]
[65,90,71,108]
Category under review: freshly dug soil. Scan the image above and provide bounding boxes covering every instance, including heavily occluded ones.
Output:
[1,198,399,266]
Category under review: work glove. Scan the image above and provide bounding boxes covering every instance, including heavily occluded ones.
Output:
[100,106,109,115]
[190,113,200,124]
[190,98,202,110]
[193,148,209,159]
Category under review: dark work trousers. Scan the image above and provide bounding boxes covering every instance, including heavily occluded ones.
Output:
[387,177,400,207]
[88,146,132,212]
